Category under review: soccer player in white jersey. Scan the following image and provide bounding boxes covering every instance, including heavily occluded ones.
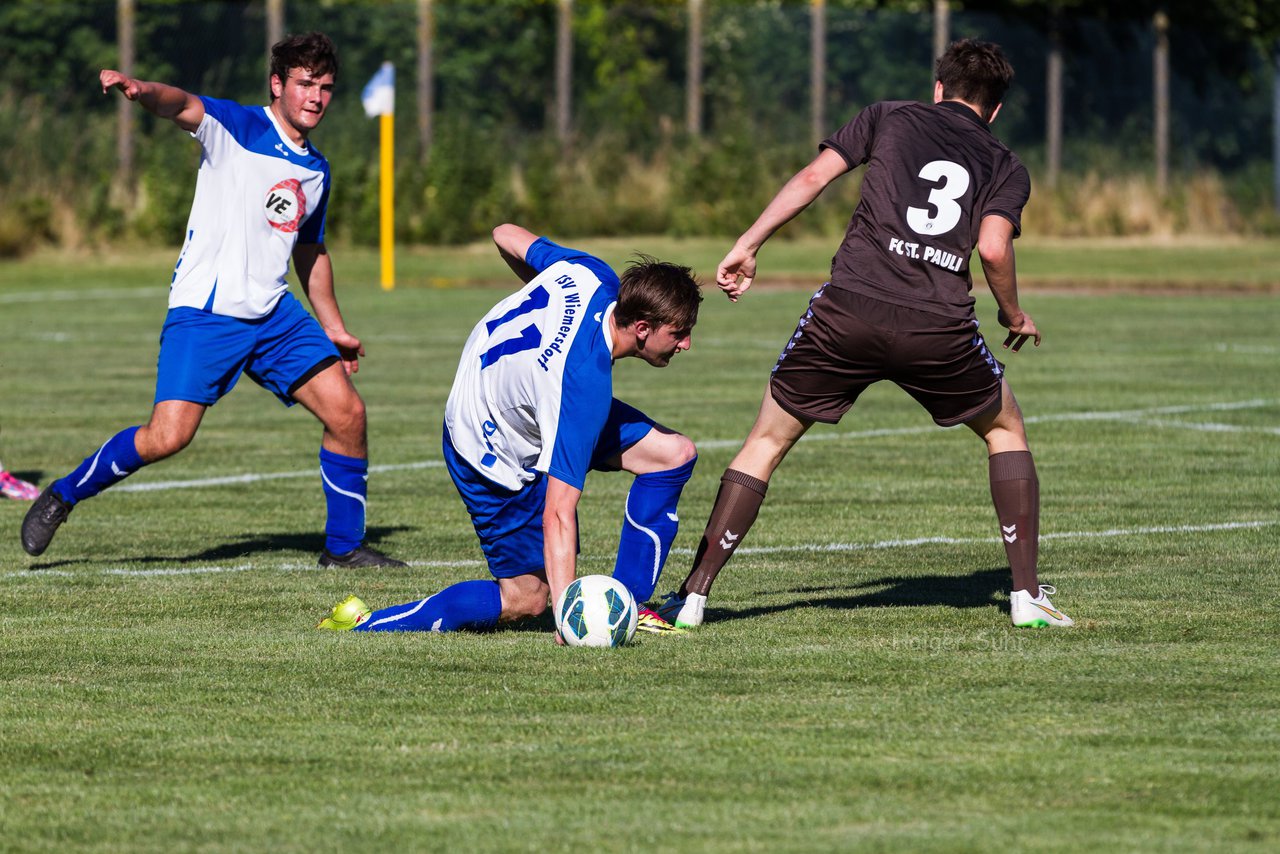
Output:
[317,224,702,636]
[22,33,404,569]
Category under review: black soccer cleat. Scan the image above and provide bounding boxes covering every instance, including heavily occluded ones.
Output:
[317,544,407,569]
[22,487,73,556]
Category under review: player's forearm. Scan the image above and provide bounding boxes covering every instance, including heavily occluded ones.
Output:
[296,249,348,333]
[133,80,198,120]
[543,478,582,609]
[736,172,826,253]
[543,515,577,610]
[738,150,846,254]
[101,70,203,131]
[980,246,1023,322]
[492,224,539,283]
[977,215,1025,322]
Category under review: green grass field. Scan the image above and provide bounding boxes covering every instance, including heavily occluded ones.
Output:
[1,242,1277,852]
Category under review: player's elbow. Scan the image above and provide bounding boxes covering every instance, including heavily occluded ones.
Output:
[976,216,1016,269]
[795,165,832,196]
[492,223,522,246]
[977,237,1013,270]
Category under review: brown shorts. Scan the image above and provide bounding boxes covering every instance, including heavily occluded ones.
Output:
[769,285,1004,427]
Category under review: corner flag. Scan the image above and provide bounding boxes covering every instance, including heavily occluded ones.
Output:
[362,62,395,117]
[362,62,395,290]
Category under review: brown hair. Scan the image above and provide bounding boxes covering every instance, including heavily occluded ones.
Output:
[935,39,1013,121]
[613,256,702,332]
[270,32,339,92]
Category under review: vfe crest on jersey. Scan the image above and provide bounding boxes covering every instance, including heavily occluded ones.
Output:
[264,178,307,233]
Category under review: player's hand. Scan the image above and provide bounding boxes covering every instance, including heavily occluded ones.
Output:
[327,329,366,375]
[554,629,566,646]
[997,309,1041,353]
[100,69,141,100]
[716,246,758,302]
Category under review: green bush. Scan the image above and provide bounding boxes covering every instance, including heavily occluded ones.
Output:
[0,194,55,258]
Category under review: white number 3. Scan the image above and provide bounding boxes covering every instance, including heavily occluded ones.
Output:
[906,160,970,236]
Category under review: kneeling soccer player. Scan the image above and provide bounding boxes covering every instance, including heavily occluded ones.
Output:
[319,224,702,636]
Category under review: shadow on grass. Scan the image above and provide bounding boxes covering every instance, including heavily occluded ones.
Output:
[24,524,412,570]
[706,566,1013,623]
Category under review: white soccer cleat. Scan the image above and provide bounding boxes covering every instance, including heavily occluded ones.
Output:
[1010,585,1074,628]
[657,591,706,629]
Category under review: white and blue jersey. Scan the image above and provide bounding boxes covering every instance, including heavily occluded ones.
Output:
[444,238,621,493]
[170,97,331,320]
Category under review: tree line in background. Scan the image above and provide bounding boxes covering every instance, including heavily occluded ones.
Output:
[0,0,1277,256]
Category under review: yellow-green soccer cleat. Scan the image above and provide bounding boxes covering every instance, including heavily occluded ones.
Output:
[317,595,372,631]
[635,607,687,635]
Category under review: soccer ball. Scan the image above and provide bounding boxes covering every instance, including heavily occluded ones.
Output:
[554,575,638,648]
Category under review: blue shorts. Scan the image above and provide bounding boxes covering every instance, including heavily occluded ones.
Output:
[442,400,655,579]
[154,292,340,407]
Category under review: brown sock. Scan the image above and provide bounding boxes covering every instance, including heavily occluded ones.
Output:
[681,469,768,598]
[989,450,1040,595]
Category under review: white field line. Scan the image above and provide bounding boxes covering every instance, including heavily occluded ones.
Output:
[91,398,1275,493]
[712,519,1278,558]
[698,398,1279,450]
[0,287,161,305]
[115,460,444,493]
[1212,343,1279,355]
[96,558,486,577]
[1136,419,1280,436]
[4,520,1273,581]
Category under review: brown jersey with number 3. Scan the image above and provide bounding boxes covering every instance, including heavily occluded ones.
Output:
[820,99,1030,321]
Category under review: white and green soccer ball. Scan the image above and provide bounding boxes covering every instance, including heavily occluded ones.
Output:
[554,574,638,648]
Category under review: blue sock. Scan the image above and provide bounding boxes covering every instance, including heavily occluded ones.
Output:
[611,456,697,604]
[54,426,146,506]
[355,579,502,632]
[320,448,367,555]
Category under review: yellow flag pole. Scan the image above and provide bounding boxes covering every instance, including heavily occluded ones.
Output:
[379,111,395,290]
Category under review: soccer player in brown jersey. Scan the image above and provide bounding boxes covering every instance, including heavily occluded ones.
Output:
[659,39,1073,629]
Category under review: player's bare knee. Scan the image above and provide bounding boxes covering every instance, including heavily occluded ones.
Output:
[667,434,697,469]
[325,397,367,444]
[624,428,696,474]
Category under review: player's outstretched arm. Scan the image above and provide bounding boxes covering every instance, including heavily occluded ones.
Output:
[492,223,540,284]
[977,214,1040,353]
[718,147,850,302]
[100,70,204,132]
